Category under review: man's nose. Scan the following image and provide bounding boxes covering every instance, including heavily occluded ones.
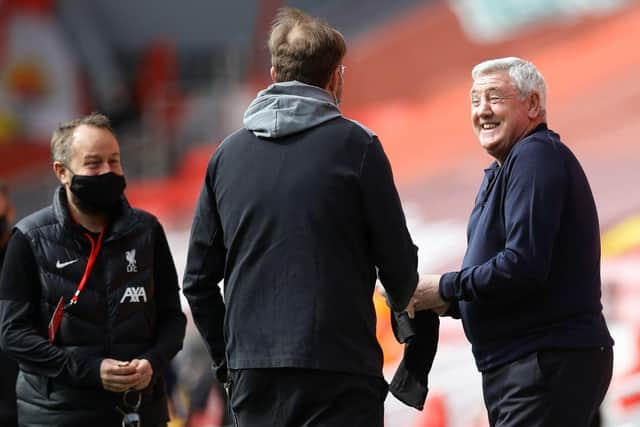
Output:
[97,163,118,175]
[477,98,493,116]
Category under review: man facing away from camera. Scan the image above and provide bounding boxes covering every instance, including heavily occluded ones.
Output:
[183,7,418,427]
[407,57,613,426]
[0,113,186,426]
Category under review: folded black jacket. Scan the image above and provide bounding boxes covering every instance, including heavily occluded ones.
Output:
[389,310,439,410]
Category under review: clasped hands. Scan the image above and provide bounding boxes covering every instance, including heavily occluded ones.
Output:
[100,358,153,392]
[405,274,449,318]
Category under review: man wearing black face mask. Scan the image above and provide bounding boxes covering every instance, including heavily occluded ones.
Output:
[0,113,186,427]
[0,180,18,427]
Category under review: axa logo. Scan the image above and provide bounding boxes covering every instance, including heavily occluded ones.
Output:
[120,286,147,303]
[125,249,138,273]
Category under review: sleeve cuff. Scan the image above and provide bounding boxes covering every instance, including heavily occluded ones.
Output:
[65,356,103,388]
[140,352,163,380]
[89,357,103,388]
[439,272,458,302]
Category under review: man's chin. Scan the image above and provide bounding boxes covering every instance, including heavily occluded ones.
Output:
[479,139,498,152]
[69,192,110,216]
[480,139,506,159]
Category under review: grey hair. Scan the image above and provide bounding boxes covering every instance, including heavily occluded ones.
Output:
[50,113,114,165]
[472,57,546,111]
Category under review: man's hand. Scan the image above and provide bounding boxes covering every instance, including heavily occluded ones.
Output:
[405,274,444,318]
[432,303,450,316]
[100,359,141,392]
[129,358,154,390]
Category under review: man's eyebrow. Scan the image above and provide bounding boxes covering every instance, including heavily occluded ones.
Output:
[471,87,508,98]
[82,152,120,161]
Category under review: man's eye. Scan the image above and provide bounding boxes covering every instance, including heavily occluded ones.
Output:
[471,99,480,106]
[489,96,502,103]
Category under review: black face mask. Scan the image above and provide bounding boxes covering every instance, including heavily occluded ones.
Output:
[69,172,126,214]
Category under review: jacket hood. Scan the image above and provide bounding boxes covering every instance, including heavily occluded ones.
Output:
[243,81,342,138]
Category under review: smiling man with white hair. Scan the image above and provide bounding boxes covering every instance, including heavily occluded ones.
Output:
[407,57,614,426]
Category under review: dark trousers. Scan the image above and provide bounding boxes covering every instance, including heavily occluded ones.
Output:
[228,368,388,427]
[482,347,613,427]
[0,352,18,427]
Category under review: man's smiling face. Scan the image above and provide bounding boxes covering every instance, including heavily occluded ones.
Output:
[470,71,533,163]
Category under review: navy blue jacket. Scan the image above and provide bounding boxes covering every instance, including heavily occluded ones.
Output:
[440,124,613,372]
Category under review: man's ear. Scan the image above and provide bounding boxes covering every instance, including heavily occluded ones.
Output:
[325,66,340,93]
[270,66,277,83]
[53,161,70,186]
[527,92,542,119]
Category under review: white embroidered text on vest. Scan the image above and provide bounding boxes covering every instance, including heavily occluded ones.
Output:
[120,286,147,303]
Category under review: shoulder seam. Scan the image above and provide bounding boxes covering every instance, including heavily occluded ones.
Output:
[344,118,376,140]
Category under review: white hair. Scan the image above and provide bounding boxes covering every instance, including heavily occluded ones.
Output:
[472,57,546,111]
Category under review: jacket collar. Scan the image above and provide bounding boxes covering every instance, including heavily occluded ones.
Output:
[495,122,549,169]
[52,186,138,241]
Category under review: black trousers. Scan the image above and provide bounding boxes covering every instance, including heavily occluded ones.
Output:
[0,351,18,427]
[482,347,613,427]
[228,368,388,427]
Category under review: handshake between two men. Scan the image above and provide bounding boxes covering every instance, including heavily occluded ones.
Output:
[378,274,448,318]
[404,274,448,318]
